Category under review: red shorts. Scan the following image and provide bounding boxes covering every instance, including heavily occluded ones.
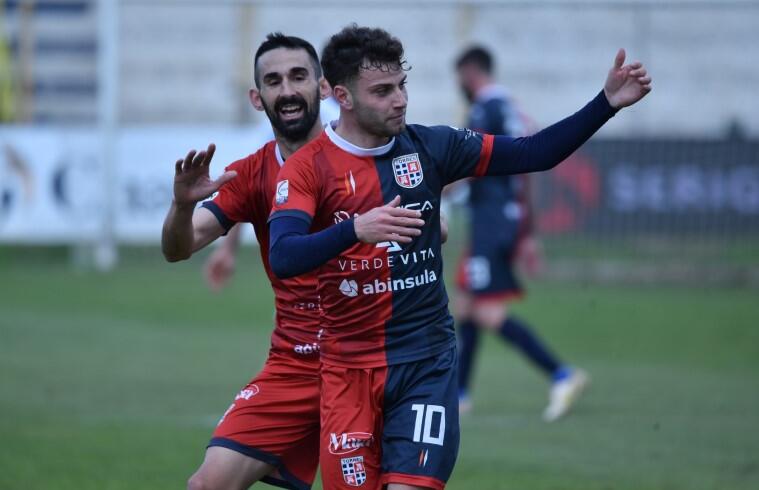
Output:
[320,349,459,490]
[210,351,320,490]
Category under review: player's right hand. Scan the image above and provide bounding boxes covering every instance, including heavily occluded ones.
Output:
[354,195,425,244]
[173,143,237,207]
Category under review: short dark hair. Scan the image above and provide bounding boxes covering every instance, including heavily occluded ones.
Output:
[321,24,409,88]
[253,32,321,88]
[456,46,493,74]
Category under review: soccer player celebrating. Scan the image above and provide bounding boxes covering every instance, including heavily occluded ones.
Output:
[453,45,587,421]
[204,95,340,292]
[269,25,650,490]
[161,33,367,490]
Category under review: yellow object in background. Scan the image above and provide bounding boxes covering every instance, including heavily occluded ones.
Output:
[0,0,17,122]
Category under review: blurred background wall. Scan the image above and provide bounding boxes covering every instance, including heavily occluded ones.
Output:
[1,0,758,284]
[2,0,757,133]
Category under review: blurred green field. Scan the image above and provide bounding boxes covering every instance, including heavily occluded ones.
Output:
[1,245,758,490]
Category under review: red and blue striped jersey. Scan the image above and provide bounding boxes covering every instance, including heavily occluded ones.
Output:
[270,124,494,368]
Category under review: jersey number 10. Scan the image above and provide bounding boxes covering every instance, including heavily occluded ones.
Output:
[411,404,445,446]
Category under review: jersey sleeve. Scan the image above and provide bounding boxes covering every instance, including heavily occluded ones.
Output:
[201,158,254,232]
[428,125,495,185]
[483,90,616,177]
[269,152,319,224]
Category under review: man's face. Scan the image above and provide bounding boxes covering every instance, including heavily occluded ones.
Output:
[456,63,479,103]
[349,63,408,138]
[253,47,321,141]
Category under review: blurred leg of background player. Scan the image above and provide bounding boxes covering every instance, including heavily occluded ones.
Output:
[455,232,588,422]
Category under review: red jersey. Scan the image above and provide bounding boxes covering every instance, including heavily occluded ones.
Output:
[270,124,493,368]
[202,141,321,367]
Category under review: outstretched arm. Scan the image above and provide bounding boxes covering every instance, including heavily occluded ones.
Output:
[483,49,651,176]
[161,144,237,262]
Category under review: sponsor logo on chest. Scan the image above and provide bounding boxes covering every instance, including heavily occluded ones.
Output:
[392,153,424,189]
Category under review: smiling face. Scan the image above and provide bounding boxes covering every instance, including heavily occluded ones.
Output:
[343,62,408,139]
[250,47,322,142]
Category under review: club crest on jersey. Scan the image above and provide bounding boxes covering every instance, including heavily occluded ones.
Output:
[392,153,423,189]
[341,456,367,486]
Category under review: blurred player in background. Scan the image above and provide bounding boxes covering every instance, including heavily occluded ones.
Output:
[161,33,330,490]
[453,46,588,421]
[269,25,650,490]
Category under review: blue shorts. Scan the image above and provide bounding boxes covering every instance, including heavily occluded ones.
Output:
[456,217,523,300]
[320,347,460,490]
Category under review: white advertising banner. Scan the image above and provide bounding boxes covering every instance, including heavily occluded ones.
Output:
[0,125,272,244]
[0,128,102,242]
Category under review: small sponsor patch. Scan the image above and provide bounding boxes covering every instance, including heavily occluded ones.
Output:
[341,456,367,486]
[235,384,259,400]
[392,153,423,188]
[329,432,374,455]
[275,180,289,204]
[339,279,359,297]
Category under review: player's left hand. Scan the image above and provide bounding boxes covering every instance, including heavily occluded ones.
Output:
[204,245,236,292]
[603,48,652,109]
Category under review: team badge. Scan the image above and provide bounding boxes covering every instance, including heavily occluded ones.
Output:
[341,456,367,486]
[392,153,423,189]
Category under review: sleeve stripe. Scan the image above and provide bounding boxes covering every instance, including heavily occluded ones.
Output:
[268,208,313,227]
[200,201,235,232]
[473,133,495,177]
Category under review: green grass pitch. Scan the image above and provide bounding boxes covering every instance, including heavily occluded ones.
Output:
[1,246,757,489]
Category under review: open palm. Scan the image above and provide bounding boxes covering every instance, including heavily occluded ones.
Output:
[604,48,652,109]
[173,143,237,206]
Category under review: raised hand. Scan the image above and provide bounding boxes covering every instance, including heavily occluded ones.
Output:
[173,143,237,207]
[354,195,425,244]
[603,48,652,109]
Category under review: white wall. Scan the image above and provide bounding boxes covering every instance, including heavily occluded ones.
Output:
[114,0,759,137]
